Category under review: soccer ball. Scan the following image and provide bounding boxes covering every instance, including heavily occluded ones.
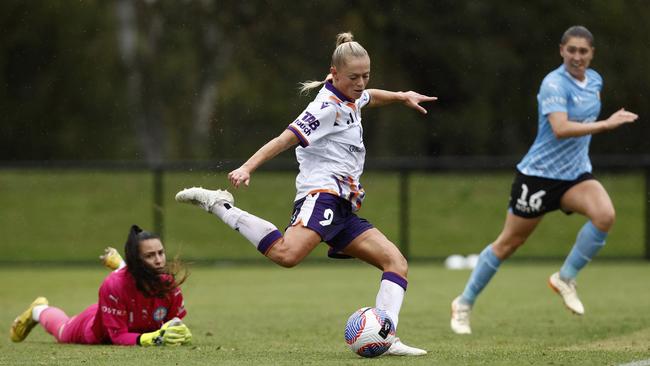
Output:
[344,307,395,358]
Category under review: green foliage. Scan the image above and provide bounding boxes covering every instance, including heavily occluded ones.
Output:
[1,263,649,365]
[0,1,130,159]
[0,170,644,262]
[1,2,648,160]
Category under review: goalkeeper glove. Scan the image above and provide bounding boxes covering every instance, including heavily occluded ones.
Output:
[139,317,192,346]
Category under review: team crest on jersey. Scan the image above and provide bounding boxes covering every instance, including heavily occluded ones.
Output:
[153,306,168,322]
[572,95,583,105]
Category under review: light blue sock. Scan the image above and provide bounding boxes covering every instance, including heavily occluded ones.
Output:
[559,221,607,280]
[460,244,502,305]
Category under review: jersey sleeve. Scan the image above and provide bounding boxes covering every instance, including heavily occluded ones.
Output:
[97,278,140,345]
[591,69,603,92]
[166,287,187,320]
[286,101,337,147]
[538,75,569,116]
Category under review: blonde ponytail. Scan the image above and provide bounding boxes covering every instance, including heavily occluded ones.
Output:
[298,79,326,95]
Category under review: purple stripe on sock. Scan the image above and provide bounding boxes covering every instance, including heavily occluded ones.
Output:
[382,271,408,291]
[257,230,282,255]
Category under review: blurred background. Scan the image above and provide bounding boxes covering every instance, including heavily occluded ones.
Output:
[0,0,648,263]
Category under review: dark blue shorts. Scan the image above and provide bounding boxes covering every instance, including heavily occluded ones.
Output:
[289,192,374,258]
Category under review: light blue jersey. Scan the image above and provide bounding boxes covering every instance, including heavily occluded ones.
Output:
[517,65,602,180]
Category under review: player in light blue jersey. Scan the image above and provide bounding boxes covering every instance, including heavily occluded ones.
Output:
[450,25,639,334]
[176,32,436,355]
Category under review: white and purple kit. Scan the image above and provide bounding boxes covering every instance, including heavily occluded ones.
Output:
[222,81,409,330]
[265,81,375,257]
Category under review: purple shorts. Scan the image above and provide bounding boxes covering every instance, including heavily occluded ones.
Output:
[289,192,374,258]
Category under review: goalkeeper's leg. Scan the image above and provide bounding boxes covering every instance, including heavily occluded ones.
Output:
[9,297,48,342]
[40,305,100,344]
[100,247,125,271]
[39,307,69,342]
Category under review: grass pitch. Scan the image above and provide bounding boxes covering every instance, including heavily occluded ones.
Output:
[2,261,649,365]
[0,170,645,262]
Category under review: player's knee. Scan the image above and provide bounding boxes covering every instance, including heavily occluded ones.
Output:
[276,254,301,268]
[386,252,408,278]
[592,208,615,232]
[273,247,304,268]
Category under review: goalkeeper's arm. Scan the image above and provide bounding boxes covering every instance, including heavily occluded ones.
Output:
[138,318,193,346]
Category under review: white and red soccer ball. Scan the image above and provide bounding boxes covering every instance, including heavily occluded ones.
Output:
[344,307,395,358]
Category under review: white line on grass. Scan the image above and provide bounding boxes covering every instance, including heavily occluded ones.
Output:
[619,359,650,366]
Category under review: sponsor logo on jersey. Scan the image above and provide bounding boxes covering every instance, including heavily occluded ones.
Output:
[101,305,127,317]
[541,96,566,107]
[348,145,365,153]
[572,95,583,104]
[292,111,321,137]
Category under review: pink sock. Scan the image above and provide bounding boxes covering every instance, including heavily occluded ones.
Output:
[39,307,70,341]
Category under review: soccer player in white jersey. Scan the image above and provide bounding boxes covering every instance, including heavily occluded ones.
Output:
[176,32,436,356]
[450,25,639,335]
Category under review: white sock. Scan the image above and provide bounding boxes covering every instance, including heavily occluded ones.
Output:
[210,203,233,223]
[32,305,48,322]
[375,279,405,330]
[211,205,279,249]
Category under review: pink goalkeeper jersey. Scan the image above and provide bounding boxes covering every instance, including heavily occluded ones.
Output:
[91,268,186,345]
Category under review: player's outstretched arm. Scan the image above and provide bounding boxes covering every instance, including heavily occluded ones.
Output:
[228,129,299,188]
[602,108,639,130]
[548,108,639,139]
[366,89,437,114]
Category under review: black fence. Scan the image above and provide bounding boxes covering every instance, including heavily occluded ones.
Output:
[2,155,649,259]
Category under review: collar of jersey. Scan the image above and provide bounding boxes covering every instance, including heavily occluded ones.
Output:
[325,80,354,103]
[560,64,589,88]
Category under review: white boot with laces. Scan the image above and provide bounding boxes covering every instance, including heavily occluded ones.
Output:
[175,187,234,212]
[548,272,584,315]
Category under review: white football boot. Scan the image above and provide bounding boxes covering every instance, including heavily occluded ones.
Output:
[385,337,427,356]
[548,272,584,315]
[175,187,234,212]
[450,296,472,334]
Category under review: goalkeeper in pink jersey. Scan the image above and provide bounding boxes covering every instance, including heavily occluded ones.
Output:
[10,225,192,346]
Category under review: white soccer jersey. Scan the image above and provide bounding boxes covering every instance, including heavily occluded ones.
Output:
[286,81,371,211]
